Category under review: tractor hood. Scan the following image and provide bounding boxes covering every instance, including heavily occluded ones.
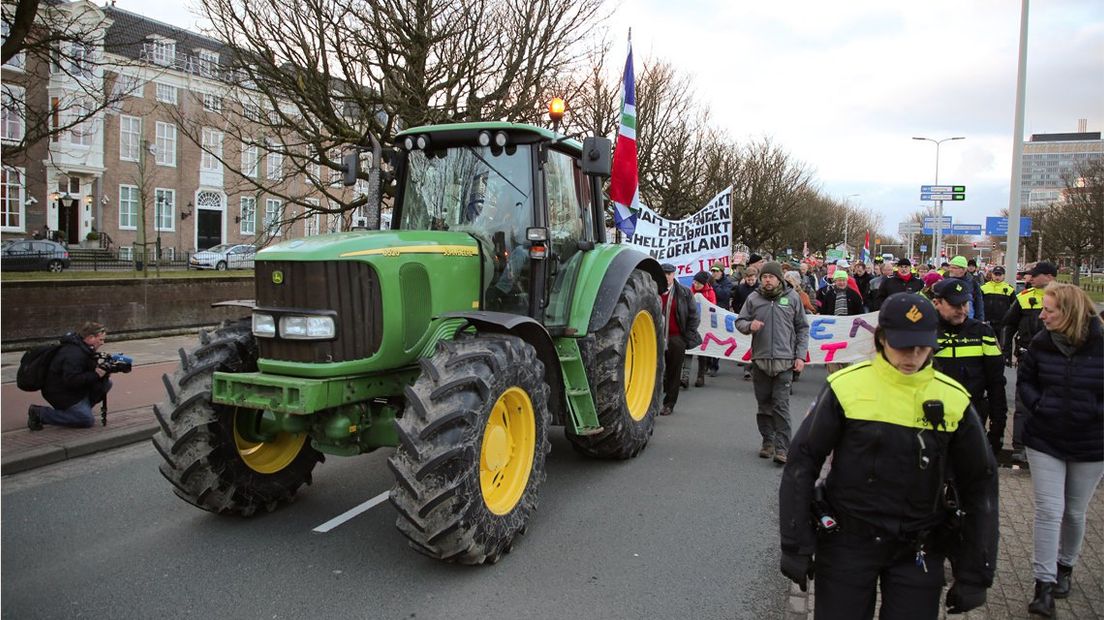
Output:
[256,230,480,262]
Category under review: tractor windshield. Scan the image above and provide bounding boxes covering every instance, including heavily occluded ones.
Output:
[400,144,533,237]
[400,143,535,313]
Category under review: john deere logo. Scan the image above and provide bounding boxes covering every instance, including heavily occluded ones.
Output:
[272,270,284,285]
[906,305,923,323]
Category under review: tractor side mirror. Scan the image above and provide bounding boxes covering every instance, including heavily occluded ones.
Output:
[580,136,611,178]
[342,151,360,187]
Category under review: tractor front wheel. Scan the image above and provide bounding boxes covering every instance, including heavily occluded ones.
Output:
[389,334,551,564]
[567,268,664,459]
[151,320,323,516]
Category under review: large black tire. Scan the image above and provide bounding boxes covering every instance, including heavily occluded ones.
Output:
[567,268,664,459]
[389,334,551,564]
[152,320,323,517]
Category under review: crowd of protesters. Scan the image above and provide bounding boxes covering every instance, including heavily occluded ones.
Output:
[657,249,1102,618]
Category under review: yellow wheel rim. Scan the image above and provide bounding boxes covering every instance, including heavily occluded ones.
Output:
[480,386,536,515]
[233,413,308,474]
[624,310,658,421]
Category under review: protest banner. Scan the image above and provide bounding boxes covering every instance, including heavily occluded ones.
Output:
[688,295,878,365]
[622,186,733,278]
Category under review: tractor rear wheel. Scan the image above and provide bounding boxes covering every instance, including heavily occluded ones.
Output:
[567,268,663,459]
[389,334,551,564]
[152,319,323,516]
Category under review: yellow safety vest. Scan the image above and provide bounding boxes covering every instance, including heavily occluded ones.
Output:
[828,355,971,431]
[980,281,1015,297]
[1015,287,1045,310]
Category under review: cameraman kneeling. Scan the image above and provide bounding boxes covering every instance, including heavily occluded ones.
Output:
[28,322,113,430]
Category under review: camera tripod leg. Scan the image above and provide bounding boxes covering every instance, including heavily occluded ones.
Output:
[101,395,108,426]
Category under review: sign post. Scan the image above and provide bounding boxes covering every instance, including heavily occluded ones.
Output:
[921,185,966,260]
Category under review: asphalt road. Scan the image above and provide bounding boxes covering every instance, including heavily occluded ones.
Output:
[1,361,826,620]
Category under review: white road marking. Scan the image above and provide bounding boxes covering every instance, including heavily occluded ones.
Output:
[312,491,390,533]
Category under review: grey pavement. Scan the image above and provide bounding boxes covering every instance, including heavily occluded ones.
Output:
[1,338,1101,618]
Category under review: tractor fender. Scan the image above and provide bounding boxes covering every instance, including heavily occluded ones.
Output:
[438,311,567,426]
[580,249,665,334]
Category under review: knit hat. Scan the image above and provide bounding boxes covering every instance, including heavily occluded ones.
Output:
[748,253,763,265]
[693,270,711,284]
[709,262,725,272]
[759,261,784,281]
[832,269,849,281]
[922,272,943,288]
[897,257,912,267]
[950,256,968,268]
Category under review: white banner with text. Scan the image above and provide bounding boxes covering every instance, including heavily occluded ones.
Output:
[623,186,733,277]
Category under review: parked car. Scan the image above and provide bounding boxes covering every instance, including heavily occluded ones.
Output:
[1,239,71,272]
[189,244,256,270]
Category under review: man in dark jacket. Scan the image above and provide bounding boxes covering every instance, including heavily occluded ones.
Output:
[706,263,734,377]
[875,258,923,303]
[659,264,700,416]
[816,269,865,316]
[850,260,873,305]
[730,266,759,380]
[931,279,1008,455]
[947,256,985,321]
[28,321,112,430]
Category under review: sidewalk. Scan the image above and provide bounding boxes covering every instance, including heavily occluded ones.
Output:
[0,333,198,475]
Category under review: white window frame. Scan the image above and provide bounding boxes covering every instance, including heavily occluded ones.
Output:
[70,42,94,78]
[196,49,219,77]
[69,102,95,146]
[264,198,282,235]
[150,38,176,66]
[267,144,283,181]
[201,128,223,171]
[1,166,25,232]
[119,115,141,161]
[243,102,260,122]
[202,93,222,112]
[1,85,24,143]
[155,82,177,105]
[113,74,144,98]
[2,20,26,71]
[304,198,321,236]
[118,184,139,230]
[153,188,176,232]
[242,143,259,178]
[240,196,256,235]
[119,246,133,261]
[155,122,176,166]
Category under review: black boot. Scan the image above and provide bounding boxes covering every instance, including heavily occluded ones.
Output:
[1028,580,1055,617]
[1053,563,1072,599]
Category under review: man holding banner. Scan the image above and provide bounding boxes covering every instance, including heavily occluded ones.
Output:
[735,261,810,464]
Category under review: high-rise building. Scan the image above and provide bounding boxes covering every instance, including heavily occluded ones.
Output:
[1020,126,1103,210]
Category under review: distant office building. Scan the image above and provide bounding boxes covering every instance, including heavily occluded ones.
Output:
[1020,124,1103,209]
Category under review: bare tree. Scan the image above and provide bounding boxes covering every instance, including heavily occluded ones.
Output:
[1039,159,1104,284]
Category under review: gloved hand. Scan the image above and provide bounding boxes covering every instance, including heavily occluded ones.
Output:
[780,551,814,592]
[946,582,987,614]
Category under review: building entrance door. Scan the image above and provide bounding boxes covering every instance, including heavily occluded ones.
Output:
[197,210,222,250]
[59,199,80,244]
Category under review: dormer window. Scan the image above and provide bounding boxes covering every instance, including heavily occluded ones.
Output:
[196,49,219,77]
[148,37,176,66]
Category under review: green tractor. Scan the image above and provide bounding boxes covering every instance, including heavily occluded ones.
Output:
[152,121,667,564]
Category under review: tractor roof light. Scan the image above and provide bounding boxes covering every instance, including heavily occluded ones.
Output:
[548,97,566,124]
[478,131,492,147]
[415,134,431,150]
[493,131,508,147]
[402,136,416,151]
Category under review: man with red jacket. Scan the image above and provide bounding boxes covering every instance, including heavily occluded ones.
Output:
[659,264,701,416]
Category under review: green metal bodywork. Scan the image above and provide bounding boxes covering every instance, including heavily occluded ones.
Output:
[210,121,638,456]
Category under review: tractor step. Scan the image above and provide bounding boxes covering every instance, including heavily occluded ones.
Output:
[554,338,602,435]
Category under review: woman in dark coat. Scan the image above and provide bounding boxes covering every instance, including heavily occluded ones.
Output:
[1018,282,1104,616]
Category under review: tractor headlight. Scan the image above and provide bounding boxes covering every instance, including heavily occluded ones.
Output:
[252,313,276,338]
[279,315,336,340]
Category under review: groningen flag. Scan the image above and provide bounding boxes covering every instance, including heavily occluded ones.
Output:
[861,230,871,263]
[610,37,640,239]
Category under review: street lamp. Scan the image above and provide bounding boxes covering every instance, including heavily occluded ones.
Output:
[155,195,163,266]
[912,135,965,261]
[844,194,860,256]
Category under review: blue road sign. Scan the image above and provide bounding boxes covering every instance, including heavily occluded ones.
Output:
[922,185,966,193]
[984,216,1033,236]
[922,216,952,235]
[920,244,928,252]
[949,224,983,235]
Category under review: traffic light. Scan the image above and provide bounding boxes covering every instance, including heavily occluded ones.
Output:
[972,242,977,249]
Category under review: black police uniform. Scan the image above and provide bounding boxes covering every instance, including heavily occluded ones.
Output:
[779,294,998,619]
[931,280,1009,455]
[1001,283,1047,454]
[979,277,1015,338]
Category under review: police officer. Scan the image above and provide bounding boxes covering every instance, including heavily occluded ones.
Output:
[980,266,1016,351]
[779,293,998,619]
[931,279,1008,456]
[1002,261,1056,462]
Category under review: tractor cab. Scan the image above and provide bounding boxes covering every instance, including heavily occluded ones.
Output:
[391,123,607,324]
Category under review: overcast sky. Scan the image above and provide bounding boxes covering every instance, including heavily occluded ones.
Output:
[116,0,1102,237]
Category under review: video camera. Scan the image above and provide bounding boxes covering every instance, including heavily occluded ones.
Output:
[96,352,133,374]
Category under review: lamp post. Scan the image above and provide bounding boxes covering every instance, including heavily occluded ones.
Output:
[155,195,163,276]
[912,136,964,262]
[844,194,860,257]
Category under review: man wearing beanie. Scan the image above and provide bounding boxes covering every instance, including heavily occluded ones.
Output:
[947,256,985,321]
[735,261,810,463]
[874,257,923,306]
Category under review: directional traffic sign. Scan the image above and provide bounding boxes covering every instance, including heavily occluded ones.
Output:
[949,224,983,235]
[898,222,923,235]
[920,244,928,252]
[985,216,1033,237]
[921,185,966,193]
[921,193,966,201]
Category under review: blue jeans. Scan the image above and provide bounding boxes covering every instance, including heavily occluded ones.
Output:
[39,380,112,428]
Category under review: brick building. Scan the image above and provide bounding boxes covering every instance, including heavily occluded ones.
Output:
[2,1,365,258]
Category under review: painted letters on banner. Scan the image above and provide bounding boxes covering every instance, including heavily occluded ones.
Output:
[622,186,733,276]
[690,294,878,365]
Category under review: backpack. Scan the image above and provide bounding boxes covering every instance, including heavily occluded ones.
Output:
[16,342,62,392]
